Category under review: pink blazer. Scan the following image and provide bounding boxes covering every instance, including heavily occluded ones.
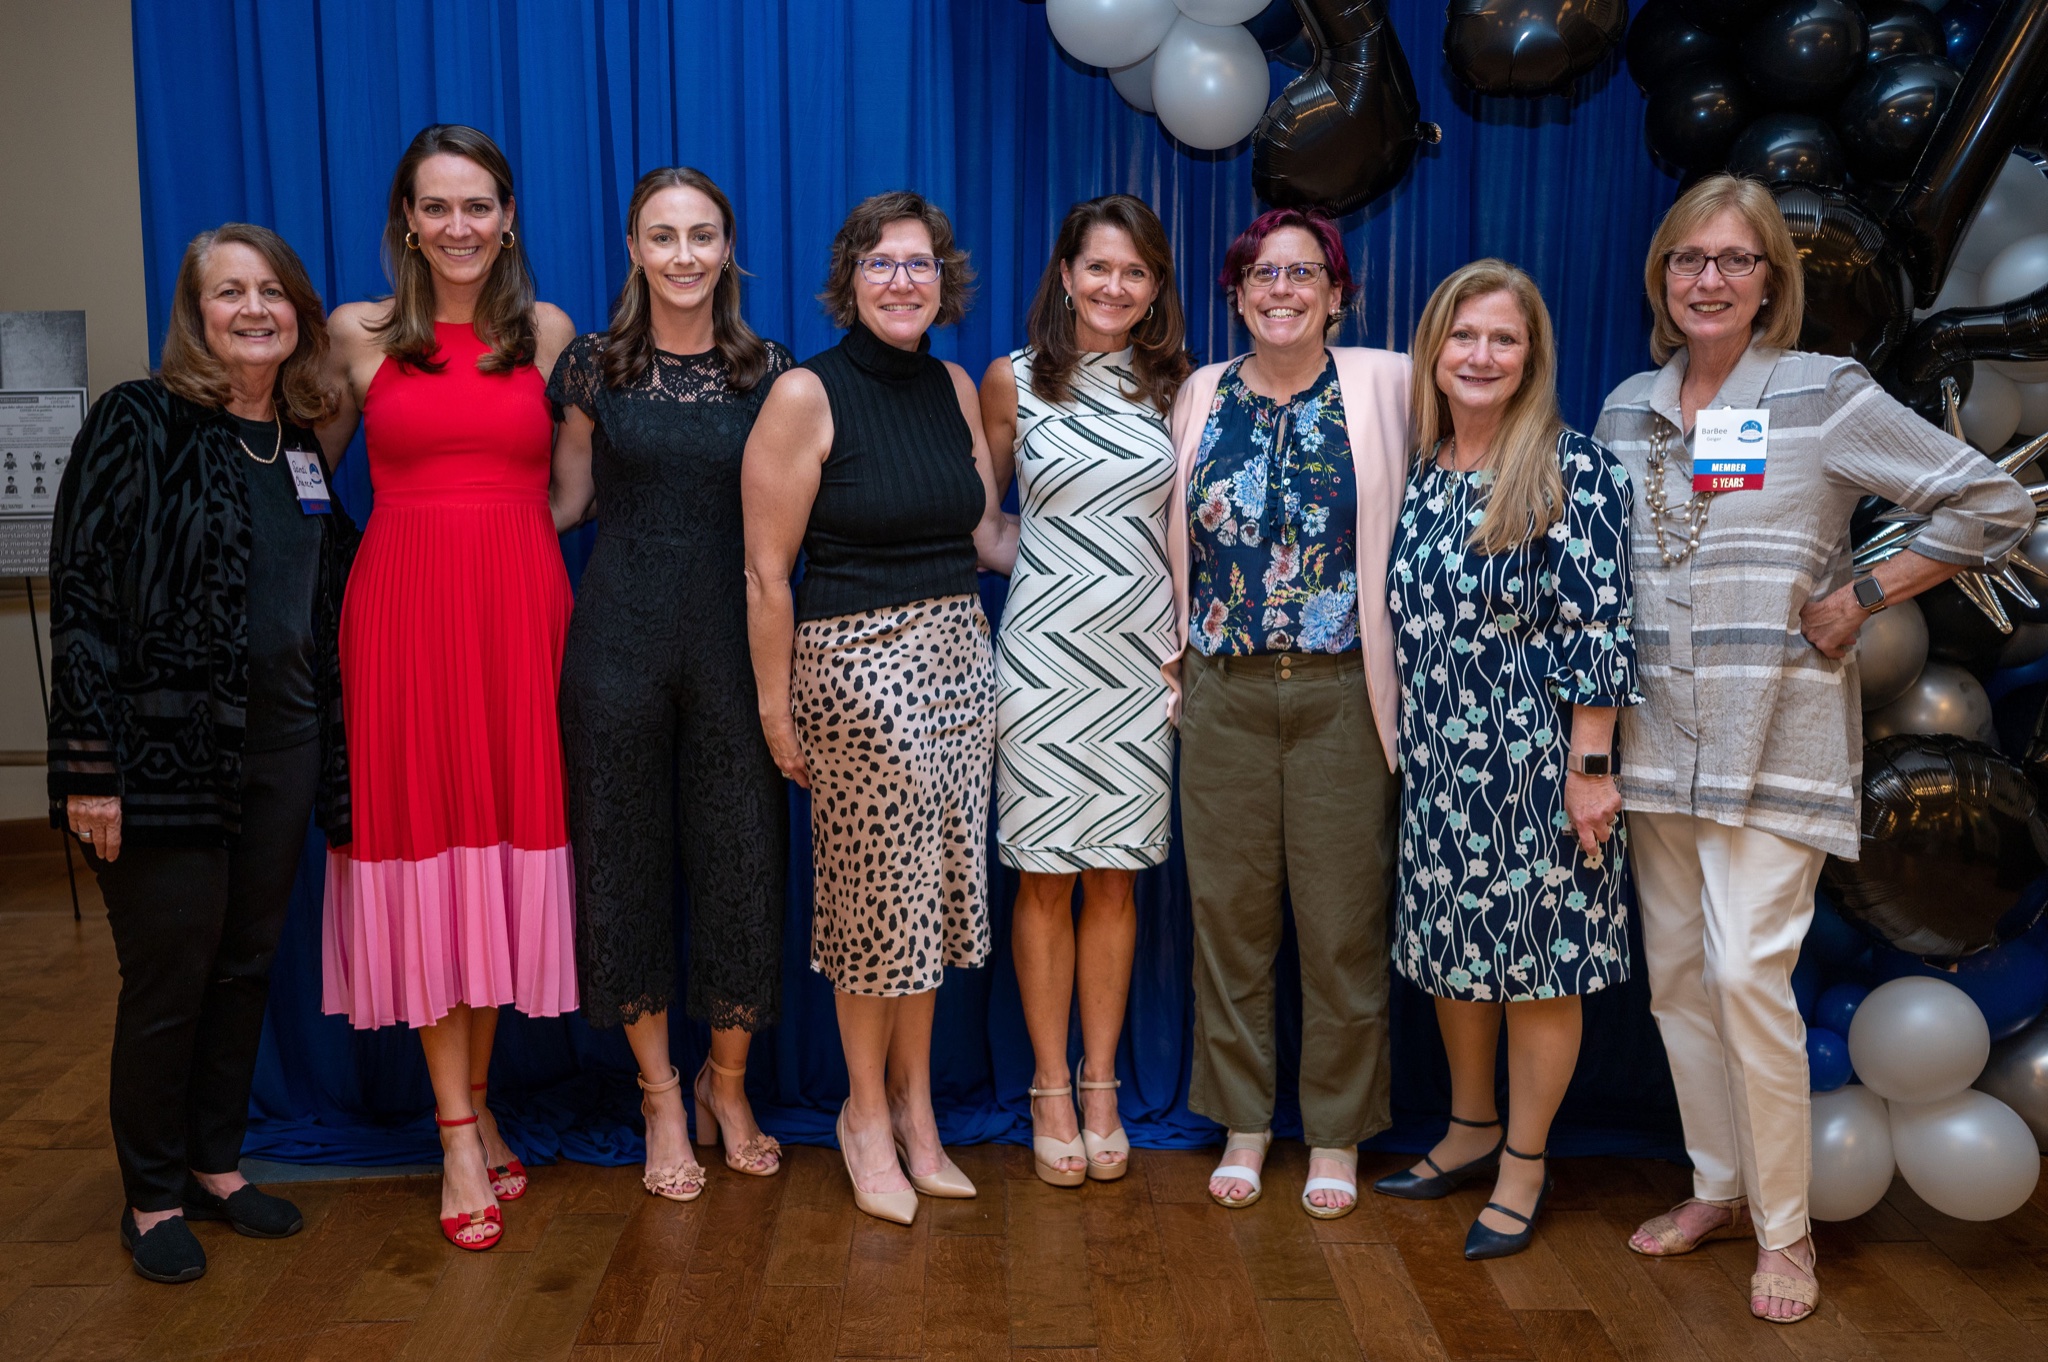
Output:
[1164,346,1413,771]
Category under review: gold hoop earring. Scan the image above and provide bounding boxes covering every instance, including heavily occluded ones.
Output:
[404,230,420,251]
[501,229,516,248]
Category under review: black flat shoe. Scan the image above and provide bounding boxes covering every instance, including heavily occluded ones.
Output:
[1463,1145,1552,1261]
[1372,1114,1504,1201]
[120,1209,206,1283]
[182,1177,304,1238]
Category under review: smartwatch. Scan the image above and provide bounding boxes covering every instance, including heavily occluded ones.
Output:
[1853,575,1888,613]
[1567,752,1614,777]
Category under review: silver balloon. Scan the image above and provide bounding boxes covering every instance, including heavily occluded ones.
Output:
[1847,976,1991,1105]
[2001,622,2048,669]
[1046,0,1180,69]
[1110,50,1159,111]
[1976,1015,2048,1152]
[1961,364,2023,454]
[1810,1085,1899,1222]
[1862,661,1997,745]
[1891,1089,2042,1220]
[1150,15,1270,150]
[1856,597,1929,711]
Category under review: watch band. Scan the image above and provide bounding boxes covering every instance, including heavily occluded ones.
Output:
[1567,752,1613,777]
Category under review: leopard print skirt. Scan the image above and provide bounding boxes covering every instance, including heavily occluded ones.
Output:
[793,594,997,995]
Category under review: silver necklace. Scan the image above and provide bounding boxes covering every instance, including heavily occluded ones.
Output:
[1643,418,1712,566]
[236,415,281,465]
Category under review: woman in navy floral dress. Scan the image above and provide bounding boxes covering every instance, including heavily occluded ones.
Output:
[1372,262,1638,1261]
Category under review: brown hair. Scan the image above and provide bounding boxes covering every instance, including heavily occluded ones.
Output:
[818,191,975,330]
[158,223,337,425]
[602,167,770,392]
[369,124,537,374]
[1410,259,1567,555]
[1644,174,1804,364]
[1024,195,1192,417]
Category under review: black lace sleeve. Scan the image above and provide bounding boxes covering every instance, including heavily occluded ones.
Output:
[762,339,795,381]
[547,333,604,418]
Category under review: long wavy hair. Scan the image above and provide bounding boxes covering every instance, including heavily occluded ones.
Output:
[1023,195,1191,417]
[1410,259,1567,556]
[602,167,769,393]
[158,223,337,425]
[369,124,537,374]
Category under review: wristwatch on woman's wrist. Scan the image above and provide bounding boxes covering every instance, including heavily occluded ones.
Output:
[1567,752,1614,777]
[1853,575,1887,613]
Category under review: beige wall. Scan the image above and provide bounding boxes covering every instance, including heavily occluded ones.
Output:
[0,0,149,820]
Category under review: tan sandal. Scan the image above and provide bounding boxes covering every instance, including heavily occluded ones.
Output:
[1751,1240,1819,1325]
[1027,1080,1086,1187]
[636,1068,706,1202]
[1076,1067,1129,1182]
[694,1057,781,1176]
[1628,1195,1750,1256]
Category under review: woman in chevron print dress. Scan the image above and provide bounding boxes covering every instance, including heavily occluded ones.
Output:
[981,197,1191,1188]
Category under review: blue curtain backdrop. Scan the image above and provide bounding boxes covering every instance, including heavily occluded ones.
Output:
[130,0,1687,1168]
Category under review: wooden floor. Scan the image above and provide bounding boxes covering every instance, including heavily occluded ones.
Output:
[7,843,2048,1362]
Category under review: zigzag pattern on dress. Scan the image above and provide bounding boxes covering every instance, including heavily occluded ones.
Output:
[995,347,1178,873]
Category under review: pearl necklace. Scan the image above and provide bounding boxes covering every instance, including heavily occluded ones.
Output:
[1642,418,1712,566]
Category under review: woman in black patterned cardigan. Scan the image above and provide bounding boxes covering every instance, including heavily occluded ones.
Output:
[47,223,356,1286]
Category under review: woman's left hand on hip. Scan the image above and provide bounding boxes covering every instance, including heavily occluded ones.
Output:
[1798,587,1866,660]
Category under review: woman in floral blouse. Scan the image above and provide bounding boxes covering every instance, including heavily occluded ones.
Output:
[1165,207,1413,1220]
[1370,260,1638,1262]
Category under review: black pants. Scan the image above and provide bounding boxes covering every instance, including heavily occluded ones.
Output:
[89,738,320,1211]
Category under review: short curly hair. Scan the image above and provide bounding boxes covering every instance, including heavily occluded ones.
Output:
[818,191,976,330]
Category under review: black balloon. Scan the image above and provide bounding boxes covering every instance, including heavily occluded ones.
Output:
[1773,183,1913,368]
[1252,0,1440,216]
[1944,0,1994,70]
[1726,112,1848,187]
[1444,0,1628,96]
[1917,579,2015,675]
[1666,0,1775,34]
[1888,282,2048,402]
[1645,63,1751,172]
[1864,0,1946,62]
[1822,735,2048,961]
[1740,0,1870,110]
[1885,2,2048,305]
[1624,1,1734,96]
[1833,54,1961,186]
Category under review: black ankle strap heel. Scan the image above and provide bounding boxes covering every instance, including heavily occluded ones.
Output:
[1371,1114,1505,1202]
[1463,1145,1553,1262]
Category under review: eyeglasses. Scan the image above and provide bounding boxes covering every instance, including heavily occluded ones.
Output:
[1242,262,1331,289]
[1664,249,1763,278]
[857,256,943,285]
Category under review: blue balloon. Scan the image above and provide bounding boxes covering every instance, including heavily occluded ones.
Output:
[1806,893,1876,970]
[1807,1026,1854,1092]
[1816,982,1871,1037]
[1951,939,2048,1040]
[1793,952,1824,1021]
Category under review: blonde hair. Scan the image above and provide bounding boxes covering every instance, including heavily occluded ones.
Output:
[1644,174,1804,364]
[1410,259,1567,556]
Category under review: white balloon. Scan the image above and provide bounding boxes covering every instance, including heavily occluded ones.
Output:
[1848,976,1991,1105]
[1916,268,1980,319]
[2018,381,2048,438]
[1150,16,1271,150]
[1174,0,1269,21]
[1995,360,2048,383]
[1110,51,1159,112]
[1045,0,1180,69]
[1980,233,2048,308]
[1862,660,1995,745]
[1956,155,2048,276]
[1961,364,2023,453]
[1891,1089,2042,1220]
[1810,1086,1898,1222]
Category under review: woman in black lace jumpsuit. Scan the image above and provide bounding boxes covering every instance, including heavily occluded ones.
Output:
[548,169,790,1201]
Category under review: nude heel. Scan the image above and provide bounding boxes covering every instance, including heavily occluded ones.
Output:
[1027,1080,1086,1187]
[636,1067,705,1203]
[1076,1066,1130,1182]
[839,1101,917,1225]
[693,1056,782,1176]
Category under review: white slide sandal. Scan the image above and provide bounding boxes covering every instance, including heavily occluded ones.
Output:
[1301,1146,1359,1220]
[1209,1129,1272,1208]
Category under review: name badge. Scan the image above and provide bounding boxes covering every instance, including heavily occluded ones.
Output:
[1693,407,1769,492]
[286,448,332,515]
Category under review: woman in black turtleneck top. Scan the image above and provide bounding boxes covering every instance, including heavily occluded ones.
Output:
[743,192,1015,1226]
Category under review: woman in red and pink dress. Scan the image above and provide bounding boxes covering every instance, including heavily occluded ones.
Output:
[319,124,578,1253]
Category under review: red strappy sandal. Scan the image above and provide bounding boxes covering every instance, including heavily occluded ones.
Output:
[470,1082,527,1200]
[435,1114,504,1251]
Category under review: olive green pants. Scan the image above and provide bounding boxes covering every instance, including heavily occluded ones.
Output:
[1178,648,1398,1148]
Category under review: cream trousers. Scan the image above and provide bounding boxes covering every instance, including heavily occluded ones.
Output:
[1630,812,1826,1251]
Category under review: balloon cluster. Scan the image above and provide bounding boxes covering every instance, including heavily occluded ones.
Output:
[1622,0,2048,397]
[1045,0,1280,149]
[1442,0,1627,97]
[1792,888,2048,1221]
